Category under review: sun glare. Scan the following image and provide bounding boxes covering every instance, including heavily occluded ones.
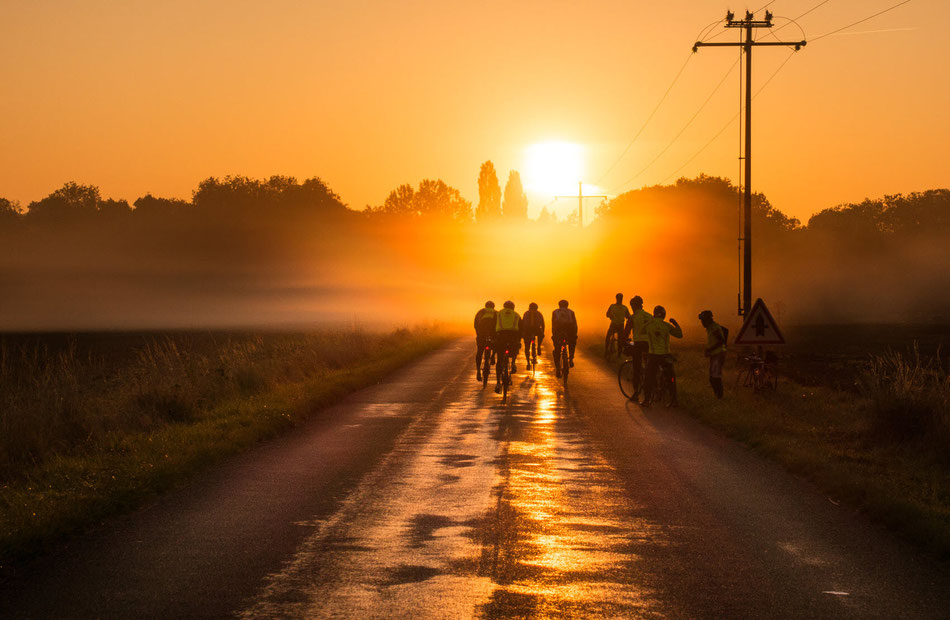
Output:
[524,141,584,196]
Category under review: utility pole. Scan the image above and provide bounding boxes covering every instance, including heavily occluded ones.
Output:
[555,182,607,228]
[693,10,805,317]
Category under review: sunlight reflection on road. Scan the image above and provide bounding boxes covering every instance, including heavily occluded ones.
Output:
[478,370,663,618]
[240,351,666,619]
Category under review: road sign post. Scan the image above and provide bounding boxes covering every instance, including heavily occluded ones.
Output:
[734,298,785,346]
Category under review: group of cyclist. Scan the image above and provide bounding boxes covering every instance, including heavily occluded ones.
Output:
[473,299,578,394]
[474,293,727,403]
[606,294,727,404]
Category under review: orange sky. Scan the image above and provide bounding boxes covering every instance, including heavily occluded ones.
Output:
[1,0,946,222]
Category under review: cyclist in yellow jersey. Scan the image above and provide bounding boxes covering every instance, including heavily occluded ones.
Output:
[605,293,630,358]
[622,295,651,397]
[494,300,522,393]
[642,305,683,406]
[699,310,726,399]
[473,301,497,382]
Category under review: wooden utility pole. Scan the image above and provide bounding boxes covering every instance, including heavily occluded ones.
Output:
[555,182,607,228]
[693,10,805,317]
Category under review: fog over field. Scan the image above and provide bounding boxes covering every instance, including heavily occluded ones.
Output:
[1,175,948,331]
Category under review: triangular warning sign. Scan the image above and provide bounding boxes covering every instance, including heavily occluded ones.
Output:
[734,298,785,345]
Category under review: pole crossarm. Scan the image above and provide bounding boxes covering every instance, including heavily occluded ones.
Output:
[555,182,607,228]
[694,41,806,50]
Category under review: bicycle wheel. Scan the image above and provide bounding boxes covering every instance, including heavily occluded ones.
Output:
[482,347,491,389]
[662,370,676,407]
[501,354,510,402]
[735,368,749,390]
[618,360,637,400]
[561,349,569,387]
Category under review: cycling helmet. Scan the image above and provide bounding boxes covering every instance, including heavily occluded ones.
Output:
[615,293,623,302]
[503,300,515,309]
[529,302,538,310]
[485,301,495,308]
[558,299,569,308]
[653,305,666,318]
[631,295,643,307]
[698,310,713,322]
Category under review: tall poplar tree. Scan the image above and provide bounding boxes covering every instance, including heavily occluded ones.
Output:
[476,161,501,222]
[502,170,528,220]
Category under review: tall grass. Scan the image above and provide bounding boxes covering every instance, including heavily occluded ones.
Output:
[0,328,408,478]
[860,344,950,447]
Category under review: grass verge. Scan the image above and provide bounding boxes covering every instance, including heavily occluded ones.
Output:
[0,327,450,565]
[587,339,950,559]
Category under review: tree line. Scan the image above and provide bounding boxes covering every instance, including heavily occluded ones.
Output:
[0,170,947,327]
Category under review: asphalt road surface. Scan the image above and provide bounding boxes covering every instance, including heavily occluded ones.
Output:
[2,339,948,618]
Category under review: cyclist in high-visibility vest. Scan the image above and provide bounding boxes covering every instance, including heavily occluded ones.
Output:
[473,301,497,382]
[642,305,683,406]
[605,293,630,358]
[494,300,522,393]
[699,310,726,399]
[622,295,651,397]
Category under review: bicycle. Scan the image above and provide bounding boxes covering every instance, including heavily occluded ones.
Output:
[558,338,571,387]
[640,354,676,407]
[480,338,495,389]
[497,346,513,402]
[736,350,777,393]
[525,335,540,375]
[618,343,646,401]
[605,328,622,360]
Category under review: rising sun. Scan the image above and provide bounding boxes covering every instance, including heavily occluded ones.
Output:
[523,141,584,195]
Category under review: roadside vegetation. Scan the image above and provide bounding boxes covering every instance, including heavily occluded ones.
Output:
[589,330,950,557]
[0,326,449,563]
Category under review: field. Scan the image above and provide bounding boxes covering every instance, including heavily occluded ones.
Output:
[590,322,950,557]
[0,326,450,563]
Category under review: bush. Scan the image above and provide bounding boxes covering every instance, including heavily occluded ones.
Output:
[860,345,950,445]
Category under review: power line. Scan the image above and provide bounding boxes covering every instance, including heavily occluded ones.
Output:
[610,56,741,194]
[661,49,798,184]
[596,53,693,186]
[596,18,726,187]
[811,0,913,41]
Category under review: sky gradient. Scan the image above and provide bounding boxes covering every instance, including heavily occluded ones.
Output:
[1,0,946,222]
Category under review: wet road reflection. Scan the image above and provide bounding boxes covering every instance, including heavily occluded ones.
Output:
[240,353,665,618]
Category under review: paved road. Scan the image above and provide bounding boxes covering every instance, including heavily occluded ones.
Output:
[2,339,948,618]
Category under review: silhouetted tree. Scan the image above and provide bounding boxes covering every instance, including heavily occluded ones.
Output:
[368,179,472,223]
[133,194,190,218]
[0,197,22,227]
[537,206,556,224]
[476,161,501,222]
[97,198,133,220]
[26,182,101,223]
[502,171,528,220]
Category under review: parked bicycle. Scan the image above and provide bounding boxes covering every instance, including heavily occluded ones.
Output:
[736,350,777,393]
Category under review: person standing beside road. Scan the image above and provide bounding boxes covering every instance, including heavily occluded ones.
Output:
[473,301,497,382]
[494,300,522,393]
[521,302,545,370]
[699,310,726,399]
[605,293,630,359]
[551,299,578,378]
[622,295,652,398]
[642,305,683,407]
